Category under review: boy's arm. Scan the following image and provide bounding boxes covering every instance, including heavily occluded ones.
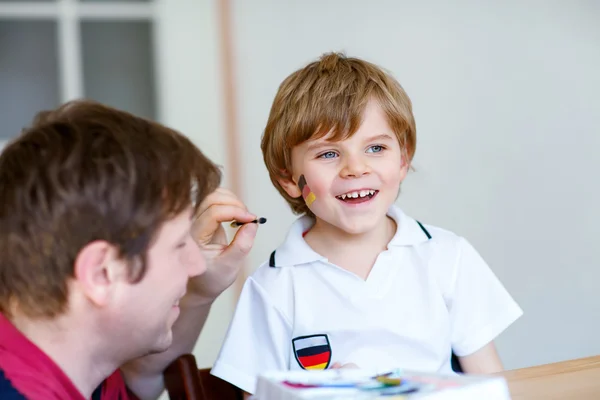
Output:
[457,342,504,374]
[446,237,522,376]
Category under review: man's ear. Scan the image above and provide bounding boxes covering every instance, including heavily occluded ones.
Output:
[73,241,126,307]
[277,170,302,198]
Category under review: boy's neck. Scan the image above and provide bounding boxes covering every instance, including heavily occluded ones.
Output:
[304,214,397,280]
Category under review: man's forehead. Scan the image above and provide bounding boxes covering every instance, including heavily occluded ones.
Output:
[159,207,193,234]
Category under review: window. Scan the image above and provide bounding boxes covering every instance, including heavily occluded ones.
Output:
[0,0,158,148]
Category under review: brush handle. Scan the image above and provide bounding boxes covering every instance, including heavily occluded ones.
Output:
[230,217,267,227]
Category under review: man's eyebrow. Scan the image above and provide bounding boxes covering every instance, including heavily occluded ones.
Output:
[173,210,194,244]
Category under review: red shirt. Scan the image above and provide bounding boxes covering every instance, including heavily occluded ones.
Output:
[0,313,131,400]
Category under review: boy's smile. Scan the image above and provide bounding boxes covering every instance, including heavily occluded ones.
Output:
[335,189,379,204]
[280,98,409,236]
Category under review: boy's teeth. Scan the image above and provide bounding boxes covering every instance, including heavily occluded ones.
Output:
[338,190,376,200]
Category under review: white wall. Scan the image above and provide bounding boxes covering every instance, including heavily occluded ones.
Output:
[154,0,238,370]
[230,0,600,370]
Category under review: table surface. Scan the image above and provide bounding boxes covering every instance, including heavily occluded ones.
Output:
[497,355,600,399]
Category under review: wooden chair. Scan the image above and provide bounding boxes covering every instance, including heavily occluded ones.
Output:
[451,352,463,373]
[163,354,243,400]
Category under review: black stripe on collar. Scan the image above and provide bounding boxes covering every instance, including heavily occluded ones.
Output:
[416,220,432,240]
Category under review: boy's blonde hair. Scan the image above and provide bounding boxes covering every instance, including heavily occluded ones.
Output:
[261,52,416,216]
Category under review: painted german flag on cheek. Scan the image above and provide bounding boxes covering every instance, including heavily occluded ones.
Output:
[292,334,331,370]
[298,175,316,206]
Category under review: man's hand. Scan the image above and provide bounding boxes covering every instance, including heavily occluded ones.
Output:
[188,188,259,305]
[121,188,259,400]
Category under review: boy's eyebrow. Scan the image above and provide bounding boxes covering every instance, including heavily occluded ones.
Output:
[365,133,395,143]
[305,140,331,152]
[305,133,395,152]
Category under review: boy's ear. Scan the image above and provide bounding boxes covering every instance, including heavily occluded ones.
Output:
[399,159,409,181]
[277,171,302,198]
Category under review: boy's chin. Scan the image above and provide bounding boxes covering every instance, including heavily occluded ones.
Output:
[323,216,384,236]
[312,200,393,235]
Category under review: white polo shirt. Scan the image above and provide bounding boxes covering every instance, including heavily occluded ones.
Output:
[211,205,523,394]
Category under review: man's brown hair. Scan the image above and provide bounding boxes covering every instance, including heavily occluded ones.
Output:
[0,100,221,318]
[261,52,417,216]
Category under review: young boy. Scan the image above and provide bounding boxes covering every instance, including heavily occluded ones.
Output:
[211,52,523,396]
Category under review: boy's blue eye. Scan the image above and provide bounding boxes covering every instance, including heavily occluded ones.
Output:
[367,145,384,153]
[319,151,337,159]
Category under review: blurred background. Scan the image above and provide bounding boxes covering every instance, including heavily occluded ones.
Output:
[1,0,599,387]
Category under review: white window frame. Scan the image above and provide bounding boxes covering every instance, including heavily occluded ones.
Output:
[0,0,156,103]
[0,0,163,151]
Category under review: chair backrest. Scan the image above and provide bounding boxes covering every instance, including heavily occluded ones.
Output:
[163,354,243,400]
[451,352,463,373]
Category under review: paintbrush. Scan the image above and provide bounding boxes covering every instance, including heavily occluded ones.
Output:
[230,217,267,228]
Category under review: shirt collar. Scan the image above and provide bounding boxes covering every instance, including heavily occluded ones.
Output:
[271,205,431,268]
[386,205,432,247]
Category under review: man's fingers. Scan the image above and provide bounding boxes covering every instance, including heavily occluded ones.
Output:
[193,204,255,244]
[197,204,255,226]
[196,187,248,217]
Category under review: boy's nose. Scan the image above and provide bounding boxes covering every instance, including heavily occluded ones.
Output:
[340,154,370,178]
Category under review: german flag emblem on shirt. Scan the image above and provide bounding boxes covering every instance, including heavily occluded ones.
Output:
[292,334,331,370]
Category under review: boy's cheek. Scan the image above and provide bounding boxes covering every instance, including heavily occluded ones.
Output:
[297,174,319,207]
[298,164,339,206]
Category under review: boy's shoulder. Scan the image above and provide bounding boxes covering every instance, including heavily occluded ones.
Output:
[243,206,495,319]
[413,219,465,251]
[386,205,466,255]
[249,206,472,284]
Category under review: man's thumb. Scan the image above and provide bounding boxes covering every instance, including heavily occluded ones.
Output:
[221,222,258,262]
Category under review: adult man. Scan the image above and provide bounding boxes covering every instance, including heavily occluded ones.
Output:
[0,100,258,399]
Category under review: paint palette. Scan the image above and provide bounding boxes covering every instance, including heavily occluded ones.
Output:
[254,368,512,399]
